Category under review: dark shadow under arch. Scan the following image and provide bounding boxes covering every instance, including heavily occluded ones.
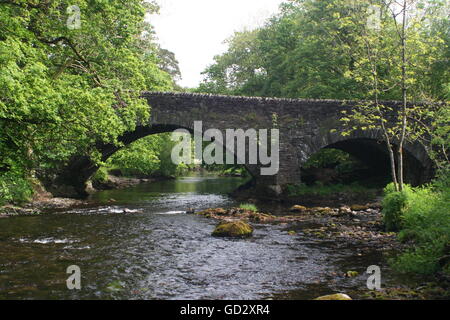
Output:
[302,137,430,187]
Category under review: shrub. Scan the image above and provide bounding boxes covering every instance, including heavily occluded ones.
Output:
[393,240,448,275]
[0,170,33,205]
[381,183,414,231]
[239,203,258,212]
[389,177,450,275]
[92,167,109,183]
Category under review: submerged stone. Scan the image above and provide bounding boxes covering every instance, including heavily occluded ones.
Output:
[212,220,253,238]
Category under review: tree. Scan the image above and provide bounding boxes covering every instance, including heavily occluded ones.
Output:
[197,29,264,95]
[341,0,448,191]
[156,47,182,86]
[198,0,371,99]
[0,0,173,202]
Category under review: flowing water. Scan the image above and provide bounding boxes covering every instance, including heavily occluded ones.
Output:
[0,174,410,300]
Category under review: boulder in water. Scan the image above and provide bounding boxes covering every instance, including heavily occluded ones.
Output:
[290,205,307,213]
[212,220,253,238]
[314,293,352,300]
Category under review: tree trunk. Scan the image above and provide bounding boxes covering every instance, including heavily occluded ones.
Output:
[398,0,408,191]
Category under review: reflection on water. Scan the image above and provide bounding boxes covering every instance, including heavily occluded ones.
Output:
[0,174,402,300]
[92,175,245,205]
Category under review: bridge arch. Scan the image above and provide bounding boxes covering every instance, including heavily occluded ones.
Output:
[101,123,258,178]
[46,92,435,198]
[299,129,433,186]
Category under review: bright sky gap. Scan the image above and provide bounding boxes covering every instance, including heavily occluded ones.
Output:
[149,0,284,88]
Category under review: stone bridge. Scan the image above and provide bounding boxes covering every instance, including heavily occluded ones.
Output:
[48,92,434,198]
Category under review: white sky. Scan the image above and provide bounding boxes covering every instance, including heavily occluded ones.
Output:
[149,0,284,88]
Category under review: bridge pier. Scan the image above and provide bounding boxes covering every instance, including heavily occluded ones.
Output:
[250,142,302,197]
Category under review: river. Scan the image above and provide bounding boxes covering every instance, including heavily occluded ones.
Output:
[0,174,414,300]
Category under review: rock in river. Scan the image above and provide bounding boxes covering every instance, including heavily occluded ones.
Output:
[314,293,352,300]
[212,220,253,238]
[350,204,369,211]
[290,205,307,213]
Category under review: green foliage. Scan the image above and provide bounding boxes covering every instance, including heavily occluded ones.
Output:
[335,0,449,190]
[239,203,258,212]
[92,166,109,184]
[107,136,162,177]
[197,0,448,101]
[157,135,183,177]
[0,169,33,205]
[197,1,365,98]
[391,177,450,274]
[382,172,450,275]
[393,244,446,275]
[382,183,414,231]
[0,0,174,202]
[106,133,192,178]
[302,149,354,170]
[428,103,450,169]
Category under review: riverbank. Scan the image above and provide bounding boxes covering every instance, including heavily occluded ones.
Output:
[232,181,382,208]
[196,204,450,300]
[90,174,174,192]
[0,197,90,217]
[0,174,174,217]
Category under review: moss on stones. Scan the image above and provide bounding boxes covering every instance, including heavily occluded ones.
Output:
[212,220,253,238]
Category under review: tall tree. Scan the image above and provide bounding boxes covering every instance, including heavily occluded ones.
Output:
[0,0,173,201]
[341,0,447,191]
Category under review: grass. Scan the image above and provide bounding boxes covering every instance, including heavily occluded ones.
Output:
[239,203,258,212]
